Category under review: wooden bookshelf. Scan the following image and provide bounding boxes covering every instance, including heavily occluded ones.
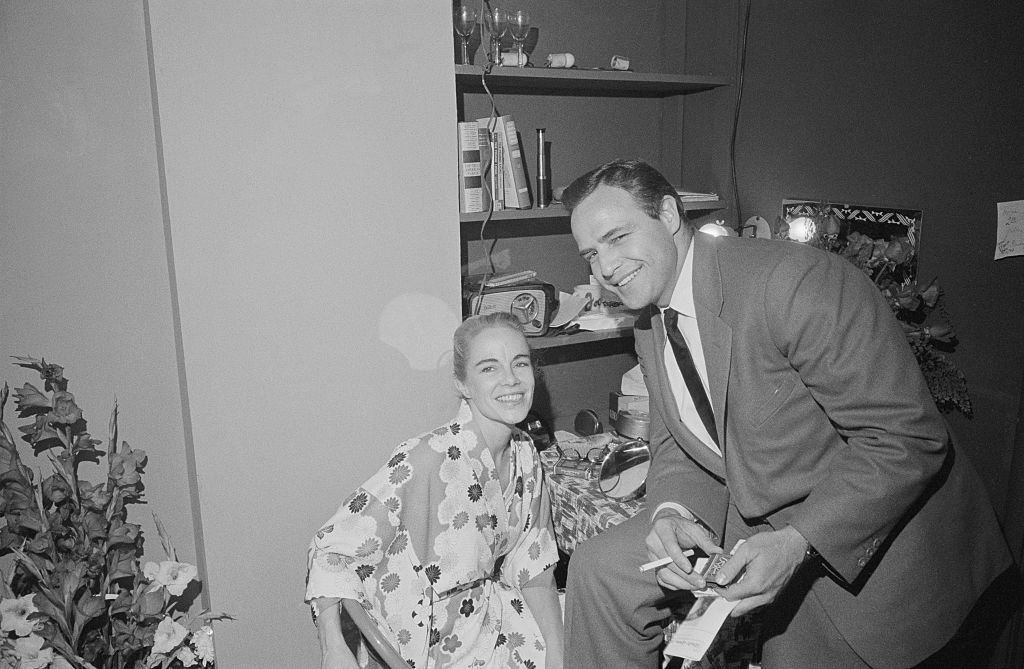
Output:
[454,65,729,98]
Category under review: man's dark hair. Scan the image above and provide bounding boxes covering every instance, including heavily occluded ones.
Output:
[561,159,683,220]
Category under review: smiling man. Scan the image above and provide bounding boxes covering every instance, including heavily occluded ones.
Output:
[560,159,1018,669]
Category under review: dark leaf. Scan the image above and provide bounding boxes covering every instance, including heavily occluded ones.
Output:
[32,592,73,639]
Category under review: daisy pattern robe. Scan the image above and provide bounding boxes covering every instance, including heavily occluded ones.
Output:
[306,401,559,668]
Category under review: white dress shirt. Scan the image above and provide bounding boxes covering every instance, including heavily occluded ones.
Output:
[654,242,721,527]
[662,244,721,457]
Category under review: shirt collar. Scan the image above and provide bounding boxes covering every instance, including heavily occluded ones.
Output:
[666,242,696,318]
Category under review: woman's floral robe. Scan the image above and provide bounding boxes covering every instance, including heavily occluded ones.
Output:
[306,401,559,668]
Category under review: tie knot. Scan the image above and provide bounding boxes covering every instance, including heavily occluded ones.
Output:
[663,308,679,329]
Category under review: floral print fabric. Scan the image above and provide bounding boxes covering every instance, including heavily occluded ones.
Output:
[306,401,558,668]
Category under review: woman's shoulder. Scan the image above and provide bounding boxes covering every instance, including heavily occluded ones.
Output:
[384,404,480,469]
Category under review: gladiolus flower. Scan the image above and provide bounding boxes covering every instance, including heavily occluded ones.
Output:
[13,384,49,412]
[107,520,141,546]
[49,391,83,425]
[39,361,65,391]
[883,239,910,264]
[144,560,198,596]
[176,645,198,667]
[109,444,147,487]
[42,474,71,504]
[0,594,39,636]
[78,480,112,511]
[192,625,215,663]
[12,634,53,669]
[152,616,188,654]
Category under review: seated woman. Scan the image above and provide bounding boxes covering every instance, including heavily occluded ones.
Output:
[306,312,564,669]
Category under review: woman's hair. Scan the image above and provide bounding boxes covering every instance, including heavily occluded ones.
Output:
[561,158,683,221]
[452,312,528,382]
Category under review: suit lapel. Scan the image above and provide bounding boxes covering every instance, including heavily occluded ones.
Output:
[647,306,727,480]
[692,233,732,457]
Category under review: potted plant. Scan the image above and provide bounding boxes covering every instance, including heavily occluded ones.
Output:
[0,357,230,668]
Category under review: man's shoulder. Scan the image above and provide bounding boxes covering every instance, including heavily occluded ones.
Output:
[712,236,860,286]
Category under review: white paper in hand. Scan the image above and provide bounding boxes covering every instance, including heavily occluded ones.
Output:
[663,595,739,661]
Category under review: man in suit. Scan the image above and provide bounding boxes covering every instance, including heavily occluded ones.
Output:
[561,159,1017,668]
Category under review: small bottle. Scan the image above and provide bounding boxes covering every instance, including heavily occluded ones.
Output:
[536,128,551,208]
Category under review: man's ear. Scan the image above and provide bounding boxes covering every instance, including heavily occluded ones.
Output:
[658,195,682,236]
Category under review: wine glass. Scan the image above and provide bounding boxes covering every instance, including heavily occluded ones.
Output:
[509,10,531,67]
[454,5,478,65]
[483,6,509,66]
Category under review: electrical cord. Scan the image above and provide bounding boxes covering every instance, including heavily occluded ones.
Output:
[471,0,504,315]
[729,0,751,231]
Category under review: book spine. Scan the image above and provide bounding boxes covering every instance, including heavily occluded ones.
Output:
[490,131,504,211]
[503,116,532,209]
[476,125,492,211]
[457,122,485,213]
[491,116,519,208]
[479,117,519,208]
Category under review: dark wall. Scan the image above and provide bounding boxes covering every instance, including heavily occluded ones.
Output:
[682,1,1024,521]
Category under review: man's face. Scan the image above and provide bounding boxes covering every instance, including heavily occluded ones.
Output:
[570,185,683,309]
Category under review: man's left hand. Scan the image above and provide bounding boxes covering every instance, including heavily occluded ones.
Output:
[710,525,810,617]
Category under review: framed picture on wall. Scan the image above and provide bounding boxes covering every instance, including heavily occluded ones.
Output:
[781,199,922,289]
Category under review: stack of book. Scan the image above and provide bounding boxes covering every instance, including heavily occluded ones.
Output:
[458,114,532,213]
[676,189,720,204]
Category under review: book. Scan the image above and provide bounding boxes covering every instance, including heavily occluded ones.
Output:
[489,130,504,211]
[502,116,532,208]
[478,115,531,209]
[457,121,486,213]
[676,189,720,202]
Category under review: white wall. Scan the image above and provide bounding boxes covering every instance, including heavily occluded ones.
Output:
[0,0,199,575]
[146,2,460,666]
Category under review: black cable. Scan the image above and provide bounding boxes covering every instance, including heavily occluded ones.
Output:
[729,0,751,231]
[471,0,503,314]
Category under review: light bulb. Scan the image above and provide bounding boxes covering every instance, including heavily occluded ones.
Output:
[786,216,817,243]
[699,222,734,238]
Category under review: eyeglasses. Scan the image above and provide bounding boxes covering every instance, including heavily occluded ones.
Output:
[552,443,609,479]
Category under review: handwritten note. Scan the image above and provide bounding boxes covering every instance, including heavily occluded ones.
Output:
[995,200,1024,260]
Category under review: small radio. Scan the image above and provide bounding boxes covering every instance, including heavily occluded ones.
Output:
[465,282,558,336]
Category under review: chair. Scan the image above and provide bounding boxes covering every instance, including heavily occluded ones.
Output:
[339,599,407,669]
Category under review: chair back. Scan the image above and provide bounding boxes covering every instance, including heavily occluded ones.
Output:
[339,599,407,669]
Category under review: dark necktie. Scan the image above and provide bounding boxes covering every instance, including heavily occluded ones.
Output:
[663,308,719,447]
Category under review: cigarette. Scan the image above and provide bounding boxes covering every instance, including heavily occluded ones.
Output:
[638,550,694,573]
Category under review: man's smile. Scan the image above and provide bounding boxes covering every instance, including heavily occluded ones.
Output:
[615,267,641,288]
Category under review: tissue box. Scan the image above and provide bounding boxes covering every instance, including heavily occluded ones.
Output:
[609,392,649,425]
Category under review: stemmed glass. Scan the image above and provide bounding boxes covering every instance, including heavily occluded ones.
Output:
[483,6,509,66]
[454,5,478,65]
[509,10,531,67]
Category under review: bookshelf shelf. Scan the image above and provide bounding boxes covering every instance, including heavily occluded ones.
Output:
[459,201,725,239]
[454,65,728,98]
[528,326,633,350]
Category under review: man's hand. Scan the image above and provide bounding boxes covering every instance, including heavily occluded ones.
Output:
[645,510,723,591]
[711,525,810,617]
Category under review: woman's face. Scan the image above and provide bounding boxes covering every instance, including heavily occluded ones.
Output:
[456,326,535,429]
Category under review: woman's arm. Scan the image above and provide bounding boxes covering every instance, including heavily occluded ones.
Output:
[313,597,361,669]
[522,567,564,669]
